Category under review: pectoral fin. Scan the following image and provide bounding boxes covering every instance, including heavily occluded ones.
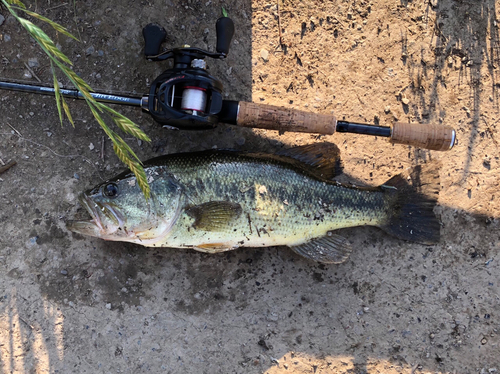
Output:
[289,233,352,264]
[186,201,242,231]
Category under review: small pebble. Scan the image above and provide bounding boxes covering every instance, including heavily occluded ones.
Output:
[28,58,39,68]
[481,338,488,345]
[89,142,95,150]
[85,46,95,56]
[260,49,269,61]
[61,269,68,275]
[4,34,11,42]
[106,303,112,310]
[402,97,410,105]
[483,156,491,169]
[23,70,32,79]
[384,105,391,114]
[0,14,5,26]
[73,173,80,180]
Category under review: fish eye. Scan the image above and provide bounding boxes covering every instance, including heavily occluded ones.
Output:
[103,183,119,198]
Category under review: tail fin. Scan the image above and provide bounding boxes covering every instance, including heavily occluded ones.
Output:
[380,162,441,244]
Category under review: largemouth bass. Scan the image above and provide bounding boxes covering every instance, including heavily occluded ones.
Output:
[67,144,441,264]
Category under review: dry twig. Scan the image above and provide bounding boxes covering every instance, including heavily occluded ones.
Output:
[23,62,42,82]
[0,160,17,174]
[277,0,283,47]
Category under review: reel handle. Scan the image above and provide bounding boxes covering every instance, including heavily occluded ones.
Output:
[216,17,235,55]
[143,23,167,57]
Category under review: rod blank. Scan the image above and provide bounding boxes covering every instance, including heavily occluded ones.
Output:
[0,81,144,107]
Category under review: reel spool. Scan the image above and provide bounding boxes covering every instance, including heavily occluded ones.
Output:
[147,63,224,129]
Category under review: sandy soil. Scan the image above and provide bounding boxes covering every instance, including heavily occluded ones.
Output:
[0,0,499,373]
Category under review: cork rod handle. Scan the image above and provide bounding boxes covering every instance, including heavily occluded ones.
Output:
[390,122,456,151]
[236,101,337,135]
[234,102,456,151]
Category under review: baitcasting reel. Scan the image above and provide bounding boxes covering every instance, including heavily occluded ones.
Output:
[142,17,234,129]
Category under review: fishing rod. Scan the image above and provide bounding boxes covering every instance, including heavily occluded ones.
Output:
[0,17,455,151]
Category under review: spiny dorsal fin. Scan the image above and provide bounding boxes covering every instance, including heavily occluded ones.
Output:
[289,233,352,264]
[247,143,343,180]
[185,201,242,231]
[276,143,343,179]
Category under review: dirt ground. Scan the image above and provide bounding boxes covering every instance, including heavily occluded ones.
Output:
[0,0,499,373]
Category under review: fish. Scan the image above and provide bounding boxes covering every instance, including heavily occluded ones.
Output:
[67,143,441,264]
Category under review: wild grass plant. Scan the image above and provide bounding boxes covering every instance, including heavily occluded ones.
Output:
[1,0,151,198]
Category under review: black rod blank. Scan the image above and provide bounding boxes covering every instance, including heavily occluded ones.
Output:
[336,121,391,138]
[0,81,143,107]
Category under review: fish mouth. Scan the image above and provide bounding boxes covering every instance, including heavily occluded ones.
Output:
[66,193,124,237]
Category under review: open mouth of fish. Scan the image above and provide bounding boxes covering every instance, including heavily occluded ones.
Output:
[66,193,124,236]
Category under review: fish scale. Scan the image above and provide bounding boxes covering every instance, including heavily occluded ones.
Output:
[140,152,391,249]
[67,145,441,264]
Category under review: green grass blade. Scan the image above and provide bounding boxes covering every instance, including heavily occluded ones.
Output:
[62,97,74,126]
[112,143,150,199]
[64,68,94,93]
[99,104,151,141]
[51,65,63,126]
[14,8,79,40]
[17,17,73,65]
[113,116,151,141]
[129,161,150,199]
[4,0,25,8]
[87,104,117,142]
[115,135,142,164]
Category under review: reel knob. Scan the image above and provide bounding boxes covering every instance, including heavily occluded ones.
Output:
[216,17,235,55]
[143,23,167,57]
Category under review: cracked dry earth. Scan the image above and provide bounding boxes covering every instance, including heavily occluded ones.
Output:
[0,0,500,373]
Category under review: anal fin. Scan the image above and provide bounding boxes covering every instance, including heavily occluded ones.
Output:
[194,242,238,253]
[289,233,352,264]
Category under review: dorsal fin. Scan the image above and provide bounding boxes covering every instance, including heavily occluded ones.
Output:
[276,143,343,179]
[248,143,343,180]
